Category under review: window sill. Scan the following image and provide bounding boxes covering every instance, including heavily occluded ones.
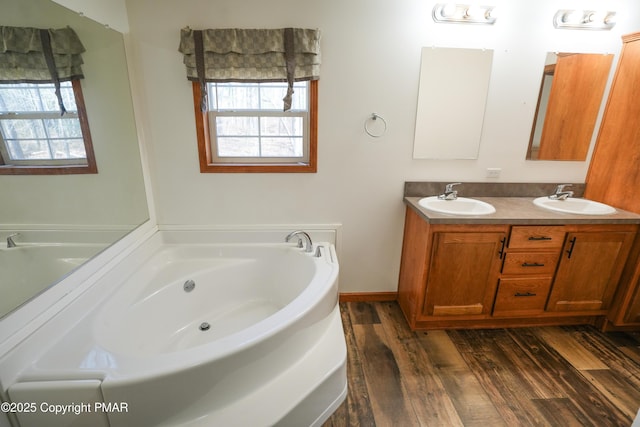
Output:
[199,162,316,173]
[0,164,97,175]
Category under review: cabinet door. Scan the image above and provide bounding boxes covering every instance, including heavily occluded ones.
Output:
[546,231,634,312]
[423,231,506,317]
[585,33,640,212]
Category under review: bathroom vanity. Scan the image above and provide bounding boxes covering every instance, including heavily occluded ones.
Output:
[397,187,640,330]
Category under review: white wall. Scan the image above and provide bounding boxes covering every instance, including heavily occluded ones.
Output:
[52,0,129,32]
[125,0,640,293]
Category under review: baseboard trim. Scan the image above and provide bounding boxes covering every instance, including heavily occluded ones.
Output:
[339,292,398,302]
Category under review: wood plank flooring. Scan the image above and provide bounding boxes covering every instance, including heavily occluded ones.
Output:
[323,301,640,427]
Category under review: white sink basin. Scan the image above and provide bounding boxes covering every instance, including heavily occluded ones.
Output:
[418,196,496,216]
[533,197,616,215]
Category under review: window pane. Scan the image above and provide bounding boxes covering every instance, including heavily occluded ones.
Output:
[8,139,51,160]
[260,116,303,137]
[0,82,76,113]
[39,86,63,111]
[258,84,288,110]
[50,139,86,159]
[217,137,260,157]
[259,83,307,110]
[216,116,258,137]
[60,85,78,111]
[0,87,40,112]
[261,137,304,157]
[213,83,260,110]
[44,118,83,138]
[1,119,47,140]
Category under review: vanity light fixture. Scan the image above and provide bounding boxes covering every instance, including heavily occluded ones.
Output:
[553,10,616,30]
[432,3,497,25]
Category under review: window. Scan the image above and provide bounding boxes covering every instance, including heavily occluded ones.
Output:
[0,80,96,175]
[193,79,317,173]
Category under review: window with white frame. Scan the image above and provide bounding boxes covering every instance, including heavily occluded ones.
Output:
[209,81,309,164]
[191,79,318,173]
[179,27,320,173]
[0,80,96,174]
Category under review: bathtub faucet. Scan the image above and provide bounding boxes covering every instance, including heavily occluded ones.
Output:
[7,233,19,248]
[285,230,313,253]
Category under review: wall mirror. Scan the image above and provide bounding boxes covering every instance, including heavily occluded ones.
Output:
[413,47,494,159]
[527,52,613,161]
[0,0,149,318]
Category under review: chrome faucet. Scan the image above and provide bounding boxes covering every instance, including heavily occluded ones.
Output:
[548,184,574,200]
[438,182,461,200]
[6,233,19,248]
[285,230,313,253]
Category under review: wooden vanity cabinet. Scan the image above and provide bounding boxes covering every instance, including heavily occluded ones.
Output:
[599,232,640,329]
[397,208,509,329]
[423,229,507,318]
[620,292,640,325]
[493,225,564,317]
[397,206,639,330]
[546,227,636,314]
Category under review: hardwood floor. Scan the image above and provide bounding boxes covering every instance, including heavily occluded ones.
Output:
[323,301,640,427]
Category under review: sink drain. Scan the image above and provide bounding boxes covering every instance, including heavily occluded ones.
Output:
[199,322,211,331]
[183,279,195,292]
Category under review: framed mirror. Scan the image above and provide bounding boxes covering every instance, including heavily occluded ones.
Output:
[527,52,613,161]
[413,47,494,159]
[0,0,149,318]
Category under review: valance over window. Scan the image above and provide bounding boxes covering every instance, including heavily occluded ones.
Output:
[0,26,85,113]
[178,27,321,111]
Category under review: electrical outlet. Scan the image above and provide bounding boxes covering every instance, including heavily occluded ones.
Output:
[486,168,501,178]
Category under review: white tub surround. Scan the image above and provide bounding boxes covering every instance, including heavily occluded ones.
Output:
[0,228,131,317]
[1,229,346,427]
[0,243,105,316]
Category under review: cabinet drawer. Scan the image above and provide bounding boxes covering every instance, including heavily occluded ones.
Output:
[493,278,553,316]
[509,226,566,249]
[502,252,560,275]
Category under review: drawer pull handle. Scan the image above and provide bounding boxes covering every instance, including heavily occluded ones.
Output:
[528,236,552,241]
[498,237,506,259]
[566,236,577,259]
[515,292,537,297]
[522,262,545,267]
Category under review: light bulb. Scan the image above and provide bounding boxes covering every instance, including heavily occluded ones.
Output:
[465,6,484,19]
[442,3,458,18]
[604,12,616,26]
[562,10,584,24]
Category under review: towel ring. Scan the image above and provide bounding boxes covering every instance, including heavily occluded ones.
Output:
[364,113,387,138]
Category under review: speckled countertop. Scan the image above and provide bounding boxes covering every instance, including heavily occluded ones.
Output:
[404,196,640,225]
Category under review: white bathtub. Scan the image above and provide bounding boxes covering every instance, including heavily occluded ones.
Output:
[0,243,107,316]
[6,230,346,427]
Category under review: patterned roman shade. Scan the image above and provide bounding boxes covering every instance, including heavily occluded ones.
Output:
[178,27,321,111]
[0,26,85,113]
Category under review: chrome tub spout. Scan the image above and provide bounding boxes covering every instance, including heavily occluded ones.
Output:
[7,233,19,248]
[285,230,313,253]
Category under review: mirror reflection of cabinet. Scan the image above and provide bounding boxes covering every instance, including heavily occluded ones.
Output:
[413,47,493,159]
[527,52,613,161]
